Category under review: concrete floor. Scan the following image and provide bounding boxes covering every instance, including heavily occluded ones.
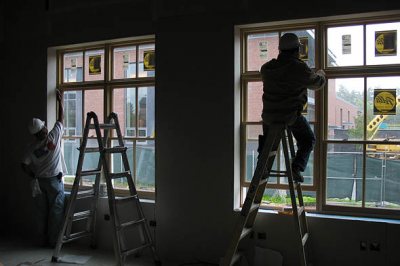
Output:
[0,237,185,266]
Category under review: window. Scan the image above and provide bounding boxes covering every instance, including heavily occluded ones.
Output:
[239,13,400,218]
[58,38,156,199]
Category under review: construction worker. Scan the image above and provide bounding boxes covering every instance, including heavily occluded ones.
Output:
[260,33,326,182]
[21,89,65,247]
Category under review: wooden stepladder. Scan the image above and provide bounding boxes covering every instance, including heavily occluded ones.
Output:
[52,111,160,266]
[221,123,310,266]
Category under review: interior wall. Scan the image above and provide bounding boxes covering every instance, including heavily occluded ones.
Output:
[2,1,400,265]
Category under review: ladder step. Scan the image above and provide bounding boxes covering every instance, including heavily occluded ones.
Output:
[63,231,91,243]
[109,171,131,179]
[302,233,309,246]
[83,147,101,153]
[104,146,127,153]
[122,243,152,257]
[114,195,138,204]
[118,218,146,230]
[72,210,92,221]
[81,169,102,176]
[240,227,252,240]
[269,170,287,177]
[76,189,95,199]
[88,123,116,129]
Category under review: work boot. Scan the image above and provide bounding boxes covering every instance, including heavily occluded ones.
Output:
[291,167,304,183]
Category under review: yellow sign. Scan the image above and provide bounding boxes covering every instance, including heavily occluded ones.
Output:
[143,50,155,71]
[89,55,101,75]
[299,37,309,61]
[375,30,397,56]
[374,89,396,115]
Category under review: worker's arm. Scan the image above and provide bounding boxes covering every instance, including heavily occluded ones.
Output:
[21,163,35,179]
[56,89,64,124]
[300,64,326,90]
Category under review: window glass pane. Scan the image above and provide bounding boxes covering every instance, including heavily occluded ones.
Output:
[303,90,316,122]
[136,140,155,191]
[84,89,104,136]
[63,52,83,83]
[283,29,316,68]
[366,145,400,209]
[327,25,364,67]
[85,49,104,81]
[62,138,80,185]
[246,81,263,122]
[326,143,363,207]
[246,32,279,72]
[327,78,364,140]
[113,46,137,79]
[111,139,134,189]
[138,86,155,138]
[63,90,82,136]
[366,76,400,141]
[138,44,155,78]
[81,139,100,187]
[113,87,137,137]
[366,22,400,65]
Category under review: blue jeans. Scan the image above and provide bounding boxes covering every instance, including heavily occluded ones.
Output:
[34,175,65,246]
[262,115,315,172]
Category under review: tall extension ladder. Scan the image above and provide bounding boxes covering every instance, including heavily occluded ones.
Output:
[221,123,310,266]
[52,111,160,266]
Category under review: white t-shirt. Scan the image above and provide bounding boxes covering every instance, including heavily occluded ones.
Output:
[23,121,64,178]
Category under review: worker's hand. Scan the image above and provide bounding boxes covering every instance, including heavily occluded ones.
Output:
[316,69,326,76]
[56,89,63,102]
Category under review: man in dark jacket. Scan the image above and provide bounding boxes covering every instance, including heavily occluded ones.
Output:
[260,33,326,182]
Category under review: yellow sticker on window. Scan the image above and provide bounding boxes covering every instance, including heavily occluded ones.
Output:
[374,89,396,115]
[375,30,397,56]
[299,37,309,61]
[89,55,101,75]
[143,50,155,71]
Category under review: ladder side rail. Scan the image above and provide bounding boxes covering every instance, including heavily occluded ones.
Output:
[286,127,296,158]
[281,130,307,266]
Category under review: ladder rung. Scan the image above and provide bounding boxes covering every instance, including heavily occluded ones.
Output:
[63,231,91,243]
[81,169,102,176]
[122,243,152,257]
[269,170,287,177]
[76,189,95,199]
[104,146,127,153]
[72,210,92,221]
[302,233,309,246]
[109,171,131,179]
[118,218,146,230]
[88,123,115,129]
[240,227,252,240]
[114,195,138,204]
[83,147,100,153]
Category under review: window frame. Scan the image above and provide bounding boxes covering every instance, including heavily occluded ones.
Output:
[57,38,156,200]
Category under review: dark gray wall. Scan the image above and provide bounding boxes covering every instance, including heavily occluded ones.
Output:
[2,1,400,265]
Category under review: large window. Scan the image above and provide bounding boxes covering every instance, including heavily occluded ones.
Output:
[239,14,400,218]
[58,39,156,199]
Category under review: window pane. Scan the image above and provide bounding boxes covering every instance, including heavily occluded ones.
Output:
[81,139,100,187]
[138,86,155,138]
[326,143,363,207]
[327,78,364,140]
[113,46,137,79]
[246,32,279,72]
[327,25,364,67]
[246,81,263,122]
[63,90,82,136]
[63,52,83,83]
[113,87,137,137]
[366,76,400,141]
[366,22,400,65]
[138,44,155,78]
[84,89,104,136]
[303,90,316,122]
[63,138,80,185]
[283,29,316,68]
[111,139,134,189]
[136,140,155,191]
[366,146,400,209]
[85,49,104,81]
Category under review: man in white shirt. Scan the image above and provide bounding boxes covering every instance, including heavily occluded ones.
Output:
[21,89,65,247]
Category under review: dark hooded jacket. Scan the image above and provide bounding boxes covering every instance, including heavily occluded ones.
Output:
[260,53,326,125]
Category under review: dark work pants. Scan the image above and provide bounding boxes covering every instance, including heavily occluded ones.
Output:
[262,115,315,172]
